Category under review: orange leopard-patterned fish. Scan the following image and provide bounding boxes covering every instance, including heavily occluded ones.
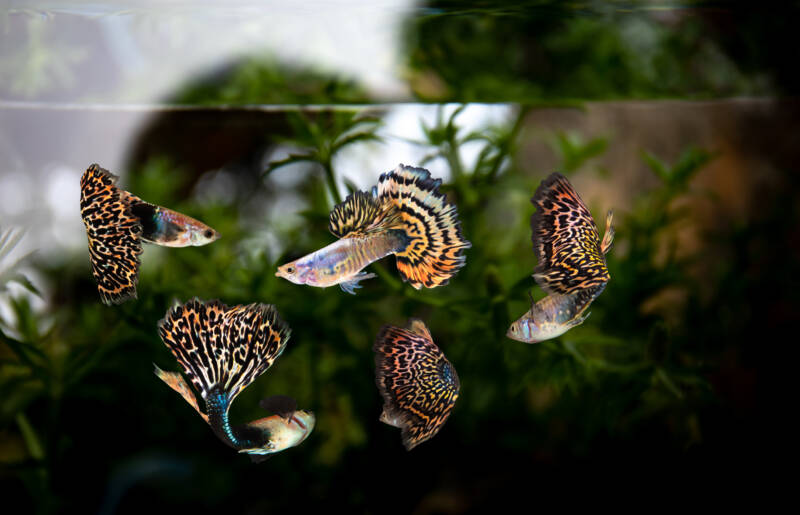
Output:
[79,163,220,305]
[154,299,314,462]
[507,173,614,344]
[276,164,471,294]
[373,319,460,450]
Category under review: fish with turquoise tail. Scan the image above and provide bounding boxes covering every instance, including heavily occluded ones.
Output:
[154,298,314,461]
[374,319,460,450]
[276,164,471,294]
[507,173,614,343]
[79,164,220,304]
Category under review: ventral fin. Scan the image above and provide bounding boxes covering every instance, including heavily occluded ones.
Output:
[339,272,377,295]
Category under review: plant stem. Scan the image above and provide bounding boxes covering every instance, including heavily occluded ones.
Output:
[323,160,342,205]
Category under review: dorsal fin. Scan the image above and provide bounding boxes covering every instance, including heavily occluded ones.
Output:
[600,209,615,255]
[407,318,432,340]
[328,190,402,238]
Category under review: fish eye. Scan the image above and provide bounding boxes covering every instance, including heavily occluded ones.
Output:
[287,266,295,274]
[204,230,213,238]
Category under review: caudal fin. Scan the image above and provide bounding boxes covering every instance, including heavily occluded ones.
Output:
[373,319,460,450]
[530,172,609,294]
[377,165,471,289]
[79,164,143,305]
[156,299,291,406]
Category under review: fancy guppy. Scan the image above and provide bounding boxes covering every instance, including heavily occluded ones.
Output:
[78,163,613,458]
[507,172,615,343]
[154,298,314,461]
[80,164,219,304]
[275,164,471,294]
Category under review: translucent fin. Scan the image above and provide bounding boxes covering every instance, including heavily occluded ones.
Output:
[329,190,403,238]
[530,172,609,295]
[600,209,615,255]
[407,318,433,340]
[377,164,471,289]
[79,164,143,305]
[339,272,376,295]
[567,311,590,329]
[154,364,209,424]
[373,320,460,450]
[157,298,291,404]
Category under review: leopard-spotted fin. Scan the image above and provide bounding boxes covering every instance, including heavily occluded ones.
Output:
[80,164,143,305]
[328,189,403,238]
[377,165,471,289]
[530,172,611,295]
[157,299,290,405]
[373,319,460,450]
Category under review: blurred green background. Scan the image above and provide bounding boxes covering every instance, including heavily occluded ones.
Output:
[1,1,795,512]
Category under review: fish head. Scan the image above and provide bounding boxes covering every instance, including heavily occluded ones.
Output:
[289,410,316,444]
[507,316,537,343]
[188,224,221,246]
[243,410,316,456]
[275,259,315,285]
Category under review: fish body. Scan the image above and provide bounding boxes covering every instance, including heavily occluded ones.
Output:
[507,173,614,343]
[79,164,219,304]
[276,165,470,293]
[238,410,316,457]
[507,285,605,343]
[127,198,220,247]
[155,299,314,461]
[277,231,405,290]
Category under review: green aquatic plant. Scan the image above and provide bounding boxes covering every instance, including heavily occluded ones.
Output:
[0,106,758,512]
[264,110,383,205]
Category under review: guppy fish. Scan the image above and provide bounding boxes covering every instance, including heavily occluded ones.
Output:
[276,164,471,294]
[374,319,460,450]
[507,173,615,343]
[80,164,220,305]
[154,299,314,462]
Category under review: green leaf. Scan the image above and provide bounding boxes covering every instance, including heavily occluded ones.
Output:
[15,413,44,460]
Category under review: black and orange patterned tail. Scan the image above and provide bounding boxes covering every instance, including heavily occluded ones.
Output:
[373,319,460,450]
[156,299,291,406]
[79,164,143,305]
[530,172,610,295]
[376,165,471,289]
